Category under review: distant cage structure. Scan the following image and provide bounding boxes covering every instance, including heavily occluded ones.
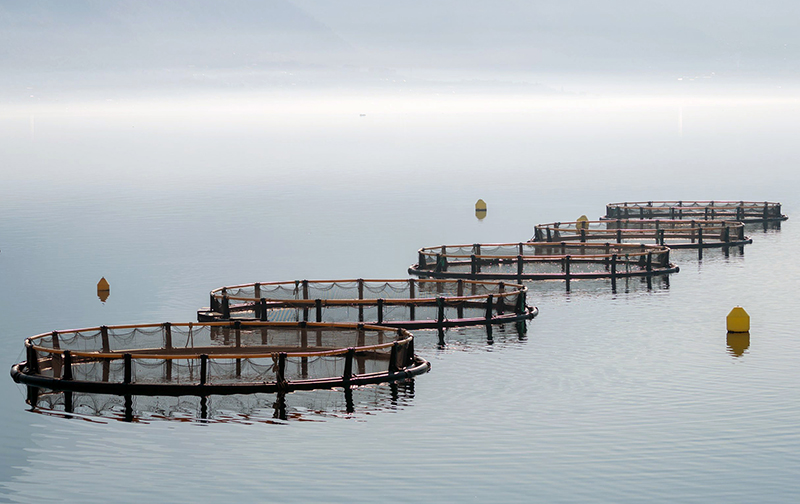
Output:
[533,219,752,249]
[198,278,538,328]
[408,242,679,288]
[603,201,787,223]
[11,321,430,397]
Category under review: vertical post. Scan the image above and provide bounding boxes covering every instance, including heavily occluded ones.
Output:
[199,354,208,385]
[101,325,110,353]
[471,254,477,276]
[616,228,622,244]
[51,331,60,350]
[163,323,172,350]
[62,350,73,380]
[358,279,365,322]
[646,252,652,273]
[763,201,769,222]
[697,226,704,247]
[485,294,494,323]
[259,298,268,321]
[388,343,399,373]
[409,279,416,321]
[343,348,355,382]
[437,297,445,328]
[516,289,526,315]
[302,280,309,322]
[377,298,384,325]
[315,299,322,322]
[418,251,427,270]
[222,295,230,319]
[456,280,464,319]
[611,253,618,280]
[210,292,217,312]
[26,342,40,375]
[517,255,524,278]
[580,228,586,243]
[564,255,571,291]
[404,330,415,367]
[123,353,132,384]
[497,282,506,314]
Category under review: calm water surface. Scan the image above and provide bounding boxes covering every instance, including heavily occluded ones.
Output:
[1,92,799,502]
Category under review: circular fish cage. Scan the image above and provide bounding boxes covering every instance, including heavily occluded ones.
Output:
[533,219,752,249]
[10,322,430,397]
[603,201,787,223]
[409,242,679,286]
[198,278,538,328]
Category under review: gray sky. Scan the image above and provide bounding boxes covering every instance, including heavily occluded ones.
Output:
[2,0,798,95]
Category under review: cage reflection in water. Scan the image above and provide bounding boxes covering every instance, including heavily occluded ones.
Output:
[199,278,537,328]
[25,380,417,423]
[11,321,430,397]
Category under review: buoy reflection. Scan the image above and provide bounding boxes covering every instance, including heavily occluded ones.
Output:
[726,332,750,357]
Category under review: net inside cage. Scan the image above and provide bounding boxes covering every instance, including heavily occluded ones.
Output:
[212,279,528,323]
[27,323,414,387]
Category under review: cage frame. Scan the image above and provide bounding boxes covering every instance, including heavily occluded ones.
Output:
[408,241,679,284]
[532,218,752,249]
[198,278,538,328]
[602,200,787,223]
[10,321,430,397]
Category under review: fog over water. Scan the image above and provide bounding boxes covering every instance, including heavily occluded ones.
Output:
[2,2,800,503]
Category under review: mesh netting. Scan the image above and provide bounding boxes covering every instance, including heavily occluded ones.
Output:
[205,279,532,327]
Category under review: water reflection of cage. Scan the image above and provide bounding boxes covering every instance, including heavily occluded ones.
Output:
[25,380,417,424]
[603,200,787,223]
[11,322,430,397]
[533,219,752,249]
[408,242,679,289]
[199,278,538,328]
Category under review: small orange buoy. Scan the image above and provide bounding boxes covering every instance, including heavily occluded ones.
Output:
[726,306,749,333]
[97,277,110,303]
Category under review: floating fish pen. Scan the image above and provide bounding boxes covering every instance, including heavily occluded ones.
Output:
[532,219,752,249]
[197,278,537,328]
[408,242,679,288]
[10,322,430,398]
[603,201,787,223]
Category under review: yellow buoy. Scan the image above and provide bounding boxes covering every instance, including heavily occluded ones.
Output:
[726,306,750,333]
[576,215,589,231]
[475,199,487,220]
[97,277,110,303]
